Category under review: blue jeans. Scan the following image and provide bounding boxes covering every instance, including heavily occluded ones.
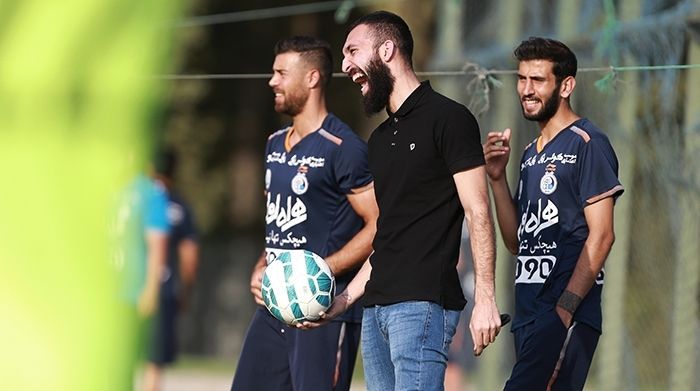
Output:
[361,301,461,391]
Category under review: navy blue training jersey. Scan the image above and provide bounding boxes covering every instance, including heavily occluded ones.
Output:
[513,118,623,332]
[263,113,372,322]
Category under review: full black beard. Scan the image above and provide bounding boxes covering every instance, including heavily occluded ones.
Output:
[523,82,561,122]
[362,57,395,116]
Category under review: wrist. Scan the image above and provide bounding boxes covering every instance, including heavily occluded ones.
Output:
[557,290,582,315]
[474,281,497,301]
[487,175,508,190]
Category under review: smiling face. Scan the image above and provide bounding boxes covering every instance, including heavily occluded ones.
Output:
[342,24,374,94]
[517,59,562,122]
[268,51,310,117]
[342,24,394,115]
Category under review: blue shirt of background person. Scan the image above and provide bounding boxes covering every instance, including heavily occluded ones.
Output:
[115,174,170,304]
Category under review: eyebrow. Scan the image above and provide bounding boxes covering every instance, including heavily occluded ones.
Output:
[517,73,547,81]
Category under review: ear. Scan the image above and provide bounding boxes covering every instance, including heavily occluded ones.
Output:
[559,75,576,98]
[307,68,321,89]
[378,40,396,62]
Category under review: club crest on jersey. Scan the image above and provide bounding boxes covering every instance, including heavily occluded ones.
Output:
[540,164,558,195]
[291,172,308,195]
[167,202,184,225]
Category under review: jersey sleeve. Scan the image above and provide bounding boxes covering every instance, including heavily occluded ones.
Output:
[181,203,199,241]
[146,185,170,233]
[578,136,624,205]
[333,134,373,194]
[436,104,485,174]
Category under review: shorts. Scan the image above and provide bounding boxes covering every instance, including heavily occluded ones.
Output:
[231,307,361,391]
[504,310,600,391]
[148,294,178,365]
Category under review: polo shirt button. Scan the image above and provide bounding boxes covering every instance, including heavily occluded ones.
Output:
[393,117,398,123]
[393,130,397,135]
[391,142,396,146]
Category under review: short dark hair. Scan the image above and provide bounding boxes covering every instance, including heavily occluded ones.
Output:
[274,36,333,87]
[348,11,414,67]
[153,148,177,179]
[514,37,577,82]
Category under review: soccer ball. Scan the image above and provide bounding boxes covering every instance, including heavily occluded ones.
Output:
[261,249,335,325]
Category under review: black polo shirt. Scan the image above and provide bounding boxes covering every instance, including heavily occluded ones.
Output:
[363,81,484,311]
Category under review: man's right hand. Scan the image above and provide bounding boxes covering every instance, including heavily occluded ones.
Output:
[483,128,512,181]
[250,263,266,306]
[296,290,353,330]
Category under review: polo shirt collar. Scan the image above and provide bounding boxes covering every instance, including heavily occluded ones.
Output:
[387,80,432,118]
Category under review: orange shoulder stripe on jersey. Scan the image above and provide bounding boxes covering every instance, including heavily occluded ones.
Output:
[586,185,624,204]
[318,129,343,145]
[524,137,538,151]
[351,181,374,194]
[268,127,289,140]
[570,126,591,143]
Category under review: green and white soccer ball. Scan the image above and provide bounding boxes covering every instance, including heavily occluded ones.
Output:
[261,249,335,325]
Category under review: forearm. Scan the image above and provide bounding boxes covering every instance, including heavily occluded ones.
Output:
[463,189,503,357]
[562,233,614,301]
[488,177,519,255]
[342,256,372,303]
[558,198,616,317]
[144,233,167,295]
[324,220,376,276]
[326,256,372,319]
[253,251,266,271]
[454,168,498,302]
[466,203,497,303]
[178,239,199,293]
[140,232,167,315]
[142,260,163,299]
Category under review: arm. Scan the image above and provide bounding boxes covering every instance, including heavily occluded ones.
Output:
[453,166,502,356]
[138,230,167,316]
[323,185,379,276]
[556,197,616,327]
[297,185,378,329]
[250,251,267,306]
[483,128,519,254]
[177,238,199,310]
[297,254,373,329]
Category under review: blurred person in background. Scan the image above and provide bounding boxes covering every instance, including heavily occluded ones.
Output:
[445,225,478,391]
[230,36,379,391]
[112,153,170,390]
[141,150,200,391]
[483,37,623,390]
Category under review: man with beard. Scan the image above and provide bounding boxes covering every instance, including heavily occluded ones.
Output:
[231,36,379,391]
[299,11,503,391]
[483,37,624,390]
